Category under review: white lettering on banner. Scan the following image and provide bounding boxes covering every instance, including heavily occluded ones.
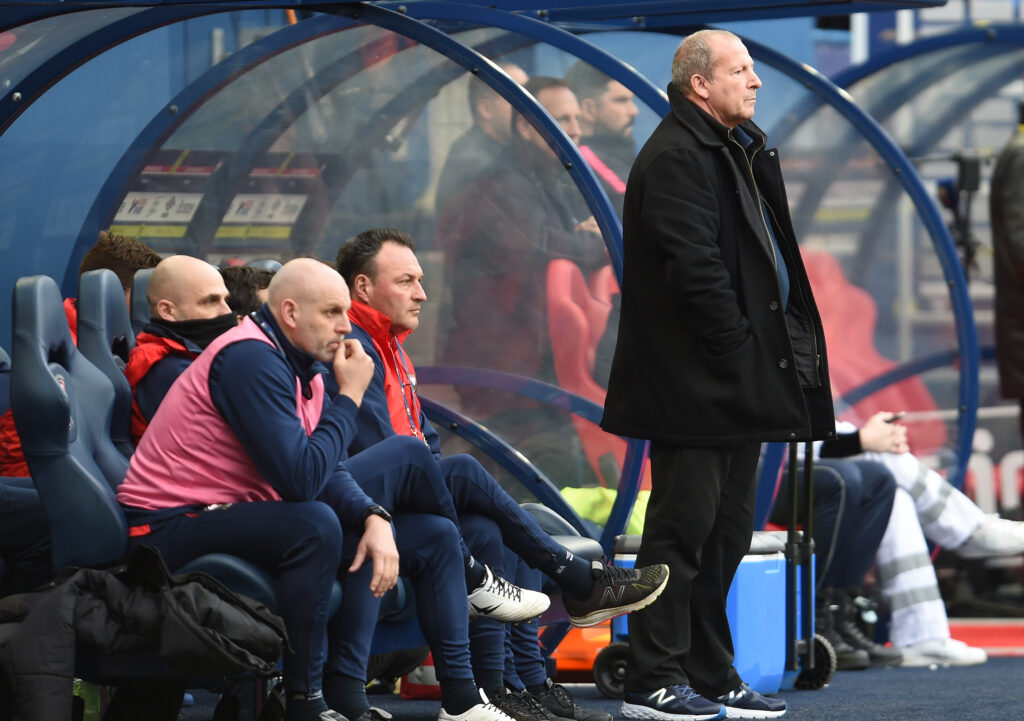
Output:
[965,450,1024,514]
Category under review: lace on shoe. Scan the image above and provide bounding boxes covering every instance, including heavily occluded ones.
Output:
[489,575,523,602]
[676,685,705,703]
[546,683,576,710]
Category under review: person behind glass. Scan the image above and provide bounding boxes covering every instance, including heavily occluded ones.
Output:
[437,77,607,481]
[221,264,276,319]
[435,62,528,213]
[565,61,639,216]
[601,30,836,721]
[335,228,666,721]
[116,259,536,721]
[124,255,237,444]
[990,99,1024,450]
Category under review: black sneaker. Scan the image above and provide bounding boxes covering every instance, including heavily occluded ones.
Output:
[714,683,786,719]
[533,679,612,721]
[351,709,392,721]
[564,561,669,628]
[492,687,570,721]
[622,685,724,721]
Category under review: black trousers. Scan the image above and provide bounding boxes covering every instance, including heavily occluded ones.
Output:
[626,442,760,698]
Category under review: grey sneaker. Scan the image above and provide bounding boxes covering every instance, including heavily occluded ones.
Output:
[564,561,669,628]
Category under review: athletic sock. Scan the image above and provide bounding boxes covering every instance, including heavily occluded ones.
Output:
[323,674,368,719]
[285,691,328,721]
[475,669,505,702]
[441,677,483,715]
[465,555,487,592]
[542,550,594,600]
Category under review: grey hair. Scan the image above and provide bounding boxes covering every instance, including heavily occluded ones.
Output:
[671,29,739,96]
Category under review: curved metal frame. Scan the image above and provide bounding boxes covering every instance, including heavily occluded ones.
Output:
[6,2,978,523]
[832,24,1024,89]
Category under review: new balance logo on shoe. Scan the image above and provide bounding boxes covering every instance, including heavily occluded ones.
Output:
[599,585,626,607]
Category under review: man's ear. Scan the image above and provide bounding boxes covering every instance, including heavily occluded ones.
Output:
[580,97,598,123]
[155,299,177,323]
[690,73,711,101]
[279,298,299,329]
[476,96,494,122]
[353,274,372,304]
[514,113,531,139]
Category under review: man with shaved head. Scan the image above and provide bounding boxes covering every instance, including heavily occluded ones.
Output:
[125,254,237,443]
[117,259,529,721]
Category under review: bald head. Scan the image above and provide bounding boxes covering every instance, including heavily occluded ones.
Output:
[148,255,231,323]
[267,258,354,363]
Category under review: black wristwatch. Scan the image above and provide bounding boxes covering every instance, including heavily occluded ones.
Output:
[361,505,393,524]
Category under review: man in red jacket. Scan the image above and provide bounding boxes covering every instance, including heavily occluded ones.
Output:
[124,255,236,443]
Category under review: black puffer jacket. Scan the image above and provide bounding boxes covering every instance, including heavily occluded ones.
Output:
[0,546,287,721]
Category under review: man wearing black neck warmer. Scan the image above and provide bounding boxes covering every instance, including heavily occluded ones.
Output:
[125,255,235,444]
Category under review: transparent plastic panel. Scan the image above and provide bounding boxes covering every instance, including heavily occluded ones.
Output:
[0,10,290,349]
[845,44,1024,499]
[0,8,143,91]
[774,76,962,464]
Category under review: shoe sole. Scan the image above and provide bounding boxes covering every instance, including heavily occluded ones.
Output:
[900,655,986,668]
[621,701,724,721]
[470,596,552,623]
[723,707,786,719]
[569,569,671,628]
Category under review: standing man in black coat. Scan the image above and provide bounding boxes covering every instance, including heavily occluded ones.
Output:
[601,29,835,721]
[990,101,1024,449]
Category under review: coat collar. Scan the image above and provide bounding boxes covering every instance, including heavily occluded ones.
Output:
[347,300,413,349]
[667,82,768,152]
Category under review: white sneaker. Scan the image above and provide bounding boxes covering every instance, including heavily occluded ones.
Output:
[439,690,518,721]
[468,565,550,622]
[899,638,988,667]
[956,515,1024,558]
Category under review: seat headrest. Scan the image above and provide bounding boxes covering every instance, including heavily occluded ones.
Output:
[79,269,134,365]
[130,268,154,336]
[11,276,79,455]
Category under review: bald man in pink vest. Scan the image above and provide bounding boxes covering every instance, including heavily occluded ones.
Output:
[118,259,528,721]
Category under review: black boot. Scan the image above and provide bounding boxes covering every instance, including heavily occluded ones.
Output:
[816,587,870,671]
[834,589,903,668]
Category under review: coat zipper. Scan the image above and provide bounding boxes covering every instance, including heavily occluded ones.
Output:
[732,136,823,388]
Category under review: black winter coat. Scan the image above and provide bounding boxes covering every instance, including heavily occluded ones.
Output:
[601,85,835,446]
[0,546,287,721]
[990,126,1024,398]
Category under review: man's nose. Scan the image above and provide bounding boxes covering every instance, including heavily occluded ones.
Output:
[750,71,762,88]
[414,281,427,301]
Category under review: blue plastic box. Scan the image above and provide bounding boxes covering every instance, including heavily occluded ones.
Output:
[612,543,789,695]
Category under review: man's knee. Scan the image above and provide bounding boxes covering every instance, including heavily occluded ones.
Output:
[382,434,434,463]
[296,501,344,560]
